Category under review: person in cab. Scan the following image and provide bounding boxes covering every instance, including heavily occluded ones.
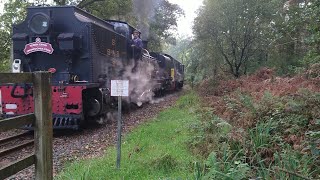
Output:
[131,30,143,49]
[131,30,144,72]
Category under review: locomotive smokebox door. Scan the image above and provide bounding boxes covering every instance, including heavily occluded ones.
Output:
[12,33,29,51]
[58,33,81,51]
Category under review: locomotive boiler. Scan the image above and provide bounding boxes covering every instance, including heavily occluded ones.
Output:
[0,6,184,130]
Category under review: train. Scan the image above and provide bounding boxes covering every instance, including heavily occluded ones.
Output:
[0,6,184,130]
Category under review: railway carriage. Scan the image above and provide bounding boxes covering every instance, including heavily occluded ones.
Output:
[0,6,184,130]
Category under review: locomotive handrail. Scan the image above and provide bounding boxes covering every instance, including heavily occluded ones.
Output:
[0,72,53,180]
[142,48,150,56]
[142,49,159,64]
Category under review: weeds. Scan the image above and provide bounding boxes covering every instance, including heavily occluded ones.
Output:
[176,91,199,109]
[190,87,320,179]
[150,153,178,173]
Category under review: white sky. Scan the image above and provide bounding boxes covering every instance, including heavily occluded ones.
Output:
[168,0,203,37]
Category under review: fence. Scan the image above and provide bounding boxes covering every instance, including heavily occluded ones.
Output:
[0,72,53,180]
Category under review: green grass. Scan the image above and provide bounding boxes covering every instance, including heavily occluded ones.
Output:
[57,94,198,180]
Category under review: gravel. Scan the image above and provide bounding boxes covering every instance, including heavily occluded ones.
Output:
[2,91,183,180]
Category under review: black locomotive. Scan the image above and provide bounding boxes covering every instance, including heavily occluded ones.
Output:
[0,6,184,130]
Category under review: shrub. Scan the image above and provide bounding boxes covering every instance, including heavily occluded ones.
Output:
[190,88,320,179]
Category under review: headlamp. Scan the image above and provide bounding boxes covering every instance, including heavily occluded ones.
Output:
[29,13,50,34]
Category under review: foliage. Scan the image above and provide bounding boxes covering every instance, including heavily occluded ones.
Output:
[197,150,250,180]
[303,0,320,66]
[193,0,277,77]
[176,0,320,81]
[0,29,11,72]
[43,0,133,20]
[148,0,184,51]
[0,0,29,72]
[165,36,191,65]
[79,0,132,21]
[191,73,320,179]
[165,37,224,87]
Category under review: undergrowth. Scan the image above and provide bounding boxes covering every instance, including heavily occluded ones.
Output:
[191,78,320,179]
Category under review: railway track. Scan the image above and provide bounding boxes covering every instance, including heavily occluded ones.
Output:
[0,132,30,144]
[0,131,33,157]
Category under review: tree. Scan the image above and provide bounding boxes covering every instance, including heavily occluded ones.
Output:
[82,0,132,20]
[165,37,192,64]
[261,0,320,74]
[194,0,277,77]
[148,0,184,51]
[0,0,29,72]
[53,0,102,7]
[304,0,320,65]
[52,0,132,20]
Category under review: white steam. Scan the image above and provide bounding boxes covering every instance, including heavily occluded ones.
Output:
[122,56,159,106]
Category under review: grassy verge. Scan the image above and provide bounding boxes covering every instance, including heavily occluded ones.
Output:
[57,92,200,179]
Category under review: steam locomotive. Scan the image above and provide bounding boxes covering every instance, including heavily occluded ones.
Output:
[0,6,184,130]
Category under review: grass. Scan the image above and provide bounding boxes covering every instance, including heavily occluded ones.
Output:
[57,93,199,180]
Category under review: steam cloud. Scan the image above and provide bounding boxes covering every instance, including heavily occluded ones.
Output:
[100,54,161,124]
[122,55,160,106]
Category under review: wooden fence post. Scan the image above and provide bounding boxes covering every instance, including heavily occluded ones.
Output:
[33,72,53,180]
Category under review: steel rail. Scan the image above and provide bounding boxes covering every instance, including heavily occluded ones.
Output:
[0,140,34,157]
[0,132,31,145]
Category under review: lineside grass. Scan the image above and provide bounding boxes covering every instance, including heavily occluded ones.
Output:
[57,92,199,180]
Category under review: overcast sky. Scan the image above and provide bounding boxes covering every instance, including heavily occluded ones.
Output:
[168,0,203,37]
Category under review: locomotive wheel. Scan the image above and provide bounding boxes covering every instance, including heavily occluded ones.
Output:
[87,98,101,117]
[82,88,104,122]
